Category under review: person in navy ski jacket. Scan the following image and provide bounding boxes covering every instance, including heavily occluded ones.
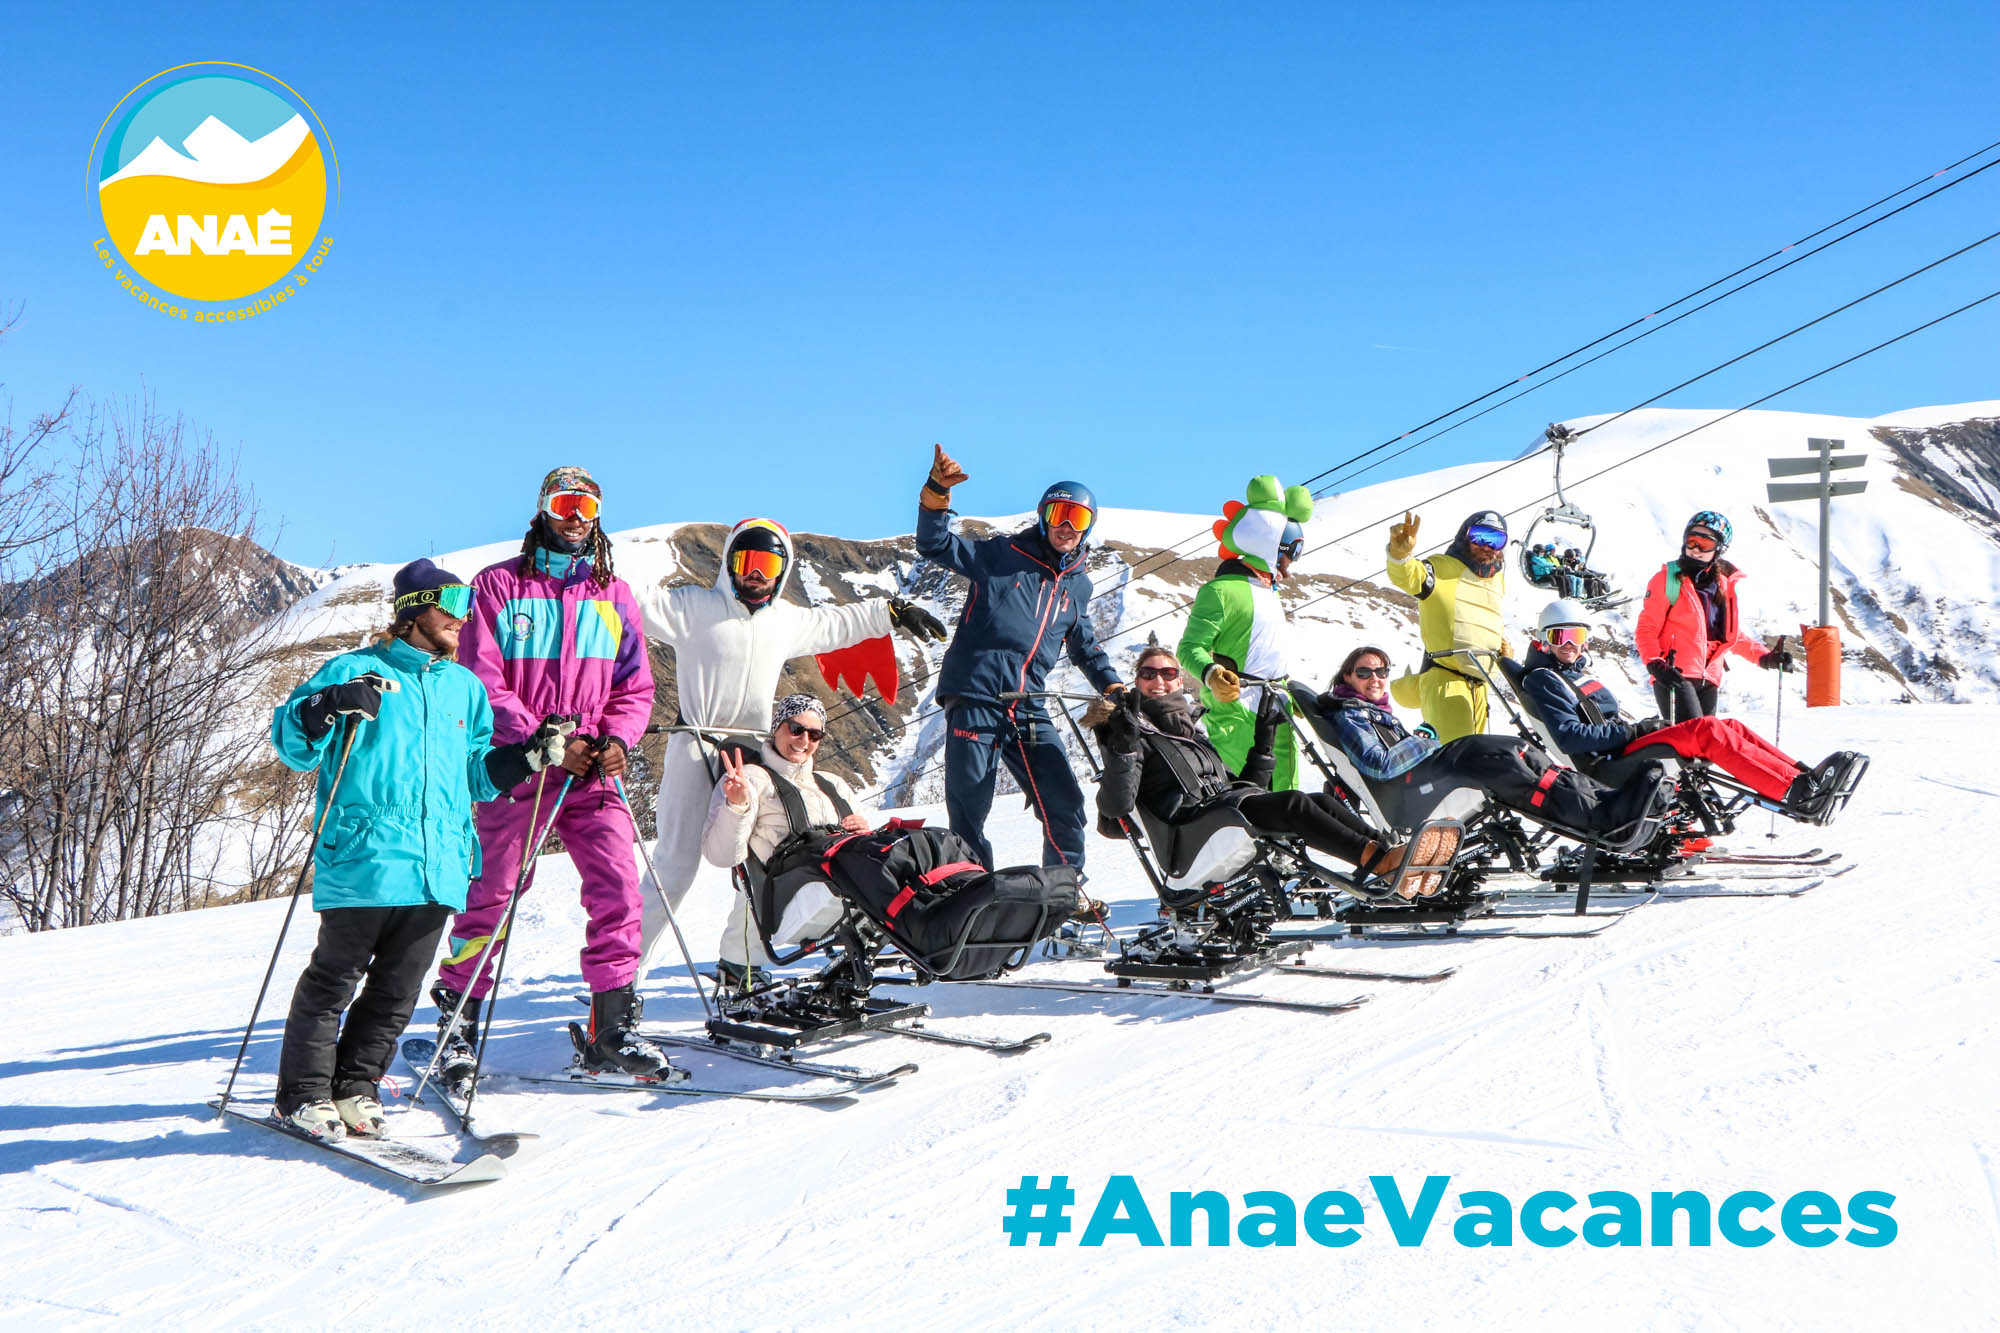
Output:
[916,444,1122,870]
[1521,599,1865,823]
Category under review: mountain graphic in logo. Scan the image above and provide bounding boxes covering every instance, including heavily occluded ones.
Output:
[94,70,331,304]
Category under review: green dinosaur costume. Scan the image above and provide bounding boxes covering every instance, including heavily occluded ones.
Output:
[1177,476,1314,790]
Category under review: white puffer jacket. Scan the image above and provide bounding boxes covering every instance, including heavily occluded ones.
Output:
[700,741,859,870]
[701,740,865,950]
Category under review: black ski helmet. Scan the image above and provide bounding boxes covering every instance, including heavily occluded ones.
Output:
[726,521,788,607]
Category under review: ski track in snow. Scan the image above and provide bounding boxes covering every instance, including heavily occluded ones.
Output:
[3,705,1999,1326]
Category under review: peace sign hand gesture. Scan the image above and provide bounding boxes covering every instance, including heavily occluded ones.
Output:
[720,748,752,809]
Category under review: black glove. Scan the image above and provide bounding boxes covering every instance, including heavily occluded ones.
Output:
[1097,688,1142,749]
[1759,647,1794,672]
[1632,716,1669,739]
[1647,658,1684,687]
[485,715,578,791]
[299,673,393,742]
[887,596,948,643]
[1096,814,1128,840]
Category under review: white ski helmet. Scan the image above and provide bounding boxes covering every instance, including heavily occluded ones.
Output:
[1537,598,1594,635]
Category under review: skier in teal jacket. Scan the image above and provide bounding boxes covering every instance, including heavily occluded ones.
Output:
[266,559,568,1143]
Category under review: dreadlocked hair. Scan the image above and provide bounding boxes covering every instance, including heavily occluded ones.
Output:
[515,519,615,589]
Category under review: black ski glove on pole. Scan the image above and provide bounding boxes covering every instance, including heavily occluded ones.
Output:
[1646,657,1684,687]
[299,673,395,742]
[1758,647,1795,672]
[887,595,948,643]
[485,715,578,791]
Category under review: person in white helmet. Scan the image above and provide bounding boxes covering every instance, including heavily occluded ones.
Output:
[1521,599,1865,825]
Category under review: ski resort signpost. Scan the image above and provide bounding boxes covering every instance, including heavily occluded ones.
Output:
[1767,437,1867,707]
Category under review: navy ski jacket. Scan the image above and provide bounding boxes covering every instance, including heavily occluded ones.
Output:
[916,506,1120,706]
[1518,643,1635,759]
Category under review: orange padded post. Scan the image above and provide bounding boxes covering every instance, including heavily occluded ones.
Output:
[1802,624,1841,707]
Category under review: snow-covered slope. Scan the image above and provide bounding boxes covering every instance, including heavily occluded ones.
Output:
[3,700,1995,1326]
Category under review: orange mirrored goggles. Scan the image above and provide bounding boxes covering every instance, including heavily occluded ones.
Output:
[1042,499,1094,532]
[730,548,785,580]
[544,491,601,522]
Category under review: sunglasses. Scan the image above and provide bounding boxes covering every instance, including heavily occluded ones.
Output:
[1466,524,1509,551]
[783,719,825,742]
[1137,665,1180,682]
[730,549,785,580]
[1683,531,1721,553]
[395,583,475,620]
[1542,625,1589,648]
[1042,499,1094,533]
[544,491,600,522]
[1348,665,1390,680]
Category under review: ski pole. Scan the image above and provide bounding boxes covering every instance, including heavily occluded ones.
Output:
[1768,635,1787,840]
[412,769,574,1116]
[614,776,716,1020]
[217,715,363,1120]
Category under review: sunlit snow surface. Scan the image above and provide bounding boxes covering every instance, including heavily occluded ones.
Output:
[3,702,1997,1327]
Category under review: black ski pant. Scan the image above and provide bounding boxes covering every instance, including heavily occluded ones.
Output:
[1235,790,1379,866]
[943,699,1087,872]
[276,903,452,1113]
[1652,676,1719,723]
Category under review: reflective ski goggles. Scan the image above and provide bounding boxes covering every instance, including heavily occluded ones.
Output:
[1541,625,1589,648]
[1042,499,1095,532]
[1683,530,1721,553]
[1136,665,1180,682]
[543,490,601,522]
[1279,537,1306,562]
[394,583,475,620]
[1465,524,1509,551]
[730,548,785,581]
[782,719,825,742]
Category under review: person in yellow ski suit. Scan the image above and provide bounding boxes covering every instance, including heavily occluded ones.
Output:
[1385,509,1511,743]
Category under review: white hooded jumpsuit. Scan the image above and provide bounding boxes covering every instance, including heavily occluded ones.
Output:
[635,519,890,973]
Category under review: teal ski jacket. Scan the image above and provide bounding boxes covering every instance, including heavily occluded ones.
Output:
[271,635,504,912]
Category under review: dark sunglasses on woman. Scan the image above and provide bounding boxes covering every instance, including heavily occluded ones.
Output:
[1137,665,1180,682]
[784,720,825,742]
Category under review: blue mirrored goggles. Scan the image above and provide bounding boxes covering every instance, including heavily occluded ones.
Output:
[395,583,475,620]
[1466,524,1509,551]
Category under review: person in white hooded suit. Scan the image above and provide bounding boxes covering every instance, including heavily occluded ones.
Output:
[635,517,944,986]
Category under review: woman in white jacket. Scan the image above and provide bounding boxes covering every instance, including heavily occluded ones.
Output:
[700,694,873,990]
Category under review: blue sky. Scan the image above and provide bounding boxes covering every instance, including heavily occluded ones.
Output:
[3,2,1996,567]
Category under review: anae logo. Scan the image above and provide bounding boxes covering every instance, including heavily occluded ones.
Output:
[90,63,337,320]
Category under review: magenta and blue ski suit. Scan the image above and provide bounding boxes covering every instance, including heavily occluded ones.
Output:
[437,548,657,998]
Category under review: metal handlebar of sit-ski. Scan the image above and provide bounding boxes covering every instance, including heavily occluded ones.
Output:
[1002,689,1161,933]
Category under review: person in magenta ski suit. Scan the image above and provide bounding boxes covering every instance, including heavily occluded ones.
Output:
[431,467,671,1079]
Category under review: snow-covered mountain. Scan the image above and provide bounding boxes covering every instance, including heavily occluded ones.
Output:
[100,113,312,187]
[256,401,2000,807]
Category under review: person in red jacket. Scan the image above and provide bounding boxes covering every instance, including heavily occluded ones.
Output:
[1634,511,1791,720]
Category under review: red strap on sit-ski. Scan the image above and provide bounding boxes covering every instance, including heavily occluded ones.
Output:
[918,860,982,886]
[886,887,916,920]
[1528,767,1562,809]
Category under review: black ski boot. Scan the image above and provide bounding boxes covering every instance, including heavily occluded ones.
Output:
[568,985,683,1081]
[431,984,481,1087]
